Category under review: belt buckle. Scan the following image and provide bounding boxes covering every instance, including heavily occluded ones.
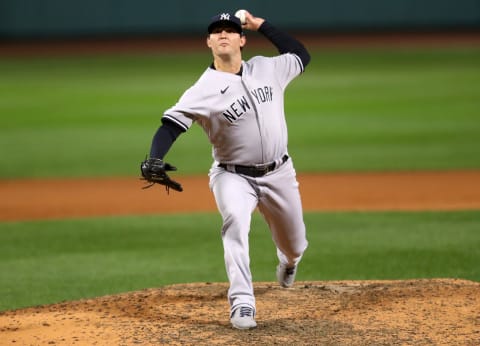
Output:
[254,162,273,176]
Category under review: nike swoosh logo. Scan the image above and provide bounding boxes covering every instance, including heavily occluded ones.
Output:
[220,86,230,94]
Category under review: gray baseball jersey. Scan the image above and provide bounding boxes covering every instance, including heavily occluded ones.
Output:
[163,53,304,165]
[163,51,308,315]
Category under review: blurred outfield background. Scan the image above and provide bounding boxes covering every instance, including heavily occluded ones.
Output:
[1,0,480,177]
[1,0,479,37]
[0,0,480,311]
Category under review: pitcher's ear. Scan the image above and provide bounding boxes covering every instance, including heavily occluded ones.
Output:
[240,35,247,48]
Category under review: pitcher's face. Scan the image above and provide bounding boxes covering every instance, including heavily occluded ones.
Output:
[207,25,246,58]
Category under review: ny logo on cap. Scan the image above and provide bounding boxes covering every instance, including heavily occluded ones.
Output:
[220,13,230,20]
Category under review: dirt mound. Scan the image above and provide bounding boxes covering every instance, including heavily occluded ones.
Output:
[1,279,479,345]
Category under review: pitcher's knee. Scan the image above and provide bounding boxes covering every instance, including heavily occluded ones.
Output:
[221,213,250,240]
[280,240,308,262]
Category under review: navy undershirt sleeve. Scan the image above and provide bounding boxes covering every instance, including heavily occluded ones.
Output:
[149,119,185,159]
[258,21,311,69]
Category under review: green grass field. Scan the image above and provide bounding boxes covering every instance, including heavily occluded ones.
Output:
[0,48,479,177]
[1,46,479,311]
[1,211,479,311]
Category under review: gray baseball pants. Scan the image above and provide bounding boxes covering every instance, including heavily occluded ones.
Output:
[209,157,308,313]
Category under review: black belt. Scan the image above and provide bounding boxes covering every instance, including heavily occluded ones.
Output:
[219,155,289,177]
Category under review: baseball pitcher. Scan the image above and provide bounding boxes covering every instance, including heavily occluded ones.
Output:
[141,10,310,329]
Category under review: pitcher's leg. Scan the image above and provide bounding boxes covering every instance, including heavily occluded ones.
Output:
[210,169,258,312]
[257,160,308,268]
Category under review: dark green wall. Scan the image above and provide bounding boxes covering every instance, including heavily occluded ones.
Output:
[1,0,479,38]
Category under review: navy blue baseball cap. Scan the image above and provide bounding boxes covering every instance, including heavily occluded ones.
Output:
[208,12,243,34]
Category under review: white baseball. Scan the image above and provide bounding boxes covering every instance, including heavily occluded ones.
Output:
[235,9,247,25]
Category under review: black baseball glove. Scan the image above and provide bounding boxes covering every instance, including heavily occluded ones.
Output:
[140,157,183,192]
